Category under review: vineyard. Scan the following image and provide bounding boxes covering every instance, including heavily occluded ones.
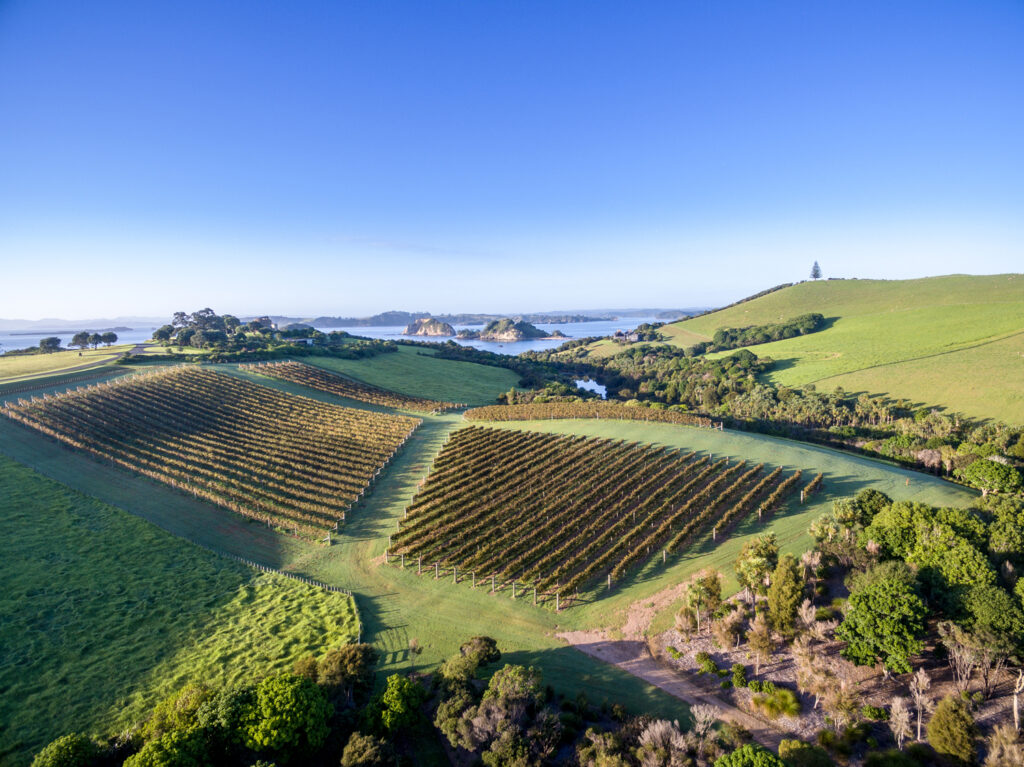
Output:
[241,360,462,412]
[465,402,715,428]
[3,367,420,539]
[391,425,805,606]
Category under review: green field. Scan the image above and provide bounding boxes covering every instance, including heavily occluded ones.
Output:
[0,456,358,765]
[0,346,131,383]
[306,344,520,405]
[0,373,979,749]
[656,274,1024,423]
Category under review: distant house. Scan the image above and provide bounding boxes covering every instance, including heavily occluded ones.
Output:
[289,338,315,346]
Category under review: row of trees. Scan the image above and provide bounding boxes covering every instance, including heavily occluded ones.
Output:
[32,332,118,353]
[32,633,795,767]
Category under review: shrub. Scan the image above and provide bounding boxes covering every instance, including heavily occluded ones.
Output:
[778,739,835,767]
[696,651,718,674]
[721,680,733,690]
[243,674,333,755]
[861,705,889,721]
[753,688,800,719]
[865,750,919,767]
[341,732,392,767]
[714,744,787,766]
[31,734,100,767]
[666,646,682,659]
[732,663,748,688]
[927,695,978,765]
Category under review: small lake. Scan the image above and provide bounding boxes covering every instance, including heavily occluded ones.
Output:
[315,316,660,356]
[574,379,607,399]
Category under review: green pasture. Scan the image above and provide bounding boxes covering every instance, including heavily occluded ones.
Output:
[0,346,131,383]
[306,344,520,405]
[0,409,693,727]
[0,371,980,745]
[0,456,357,766]
[655,274,1024,423]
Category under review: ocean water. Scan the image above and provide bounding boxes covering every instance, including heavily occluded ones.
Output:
[317,316,659,355]
[0,317,660,357]
[0,327,158,354]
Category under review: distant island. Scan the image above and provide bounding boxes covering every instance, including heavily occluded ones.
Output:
[457,319,567,342]
[403,318,456,337]
[295,311,615,327]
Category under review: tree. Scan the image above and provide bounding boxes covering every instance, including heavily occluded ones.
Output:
[317,644,378,705]
[985,724,1023,767]
[767,554,803,637]
[123,728,208,767]
[836,575,926,676]
[460,635,501,666]
[909,668,932,742]
[369,674,425,733]
[30,733,99,767]
[927,695,978,765]
[684,569,723,634]
[714,744,787,766]
[38,336,61,353]
[746,613,775,675]
[70,331,91,350]
[100,332,118,346]
[735,534,779,604]
[152,325,174,343]
[141,683,211,741]
[87,333,102,349]
[243,674,332,755]
[938,622,978,694]
[889,697,912,750]
[341,732,393,767]
[691,705,721,758]
[810,262,822,280]
[958,459,1023,496]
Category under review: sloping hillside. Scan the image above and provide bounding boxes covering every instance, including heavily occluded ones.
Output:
[660,274,1024,423]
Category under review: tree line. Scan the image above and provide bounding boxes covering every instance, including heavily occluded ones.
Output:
[30,634,802,767]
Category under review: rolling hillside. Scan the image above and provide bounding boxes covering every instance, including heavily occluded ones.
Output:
[659,274,1024,423]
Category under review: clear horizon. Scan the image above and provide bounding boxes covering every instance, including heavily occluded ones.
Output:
[1,1,1021,319]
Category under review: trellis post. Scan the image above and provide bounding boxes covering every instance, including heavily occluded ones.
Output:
[418,556,422,575]
[434,562,439,579]
[511,581,516,599]
[453,566,458,584]
[491,574,495,593]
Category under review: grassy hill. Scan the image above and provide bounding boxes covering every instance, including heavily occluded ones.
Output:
[660,274,1024,423]
[0,456,357,765]
[306,344,519,405]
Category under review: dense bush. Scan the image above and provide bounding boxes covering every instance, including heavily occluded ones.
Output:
[927,695,978,765]
[30,734,99,767]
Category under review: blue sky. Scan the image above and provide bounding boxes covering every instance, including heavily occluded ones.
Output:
[1,0,1021,318]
